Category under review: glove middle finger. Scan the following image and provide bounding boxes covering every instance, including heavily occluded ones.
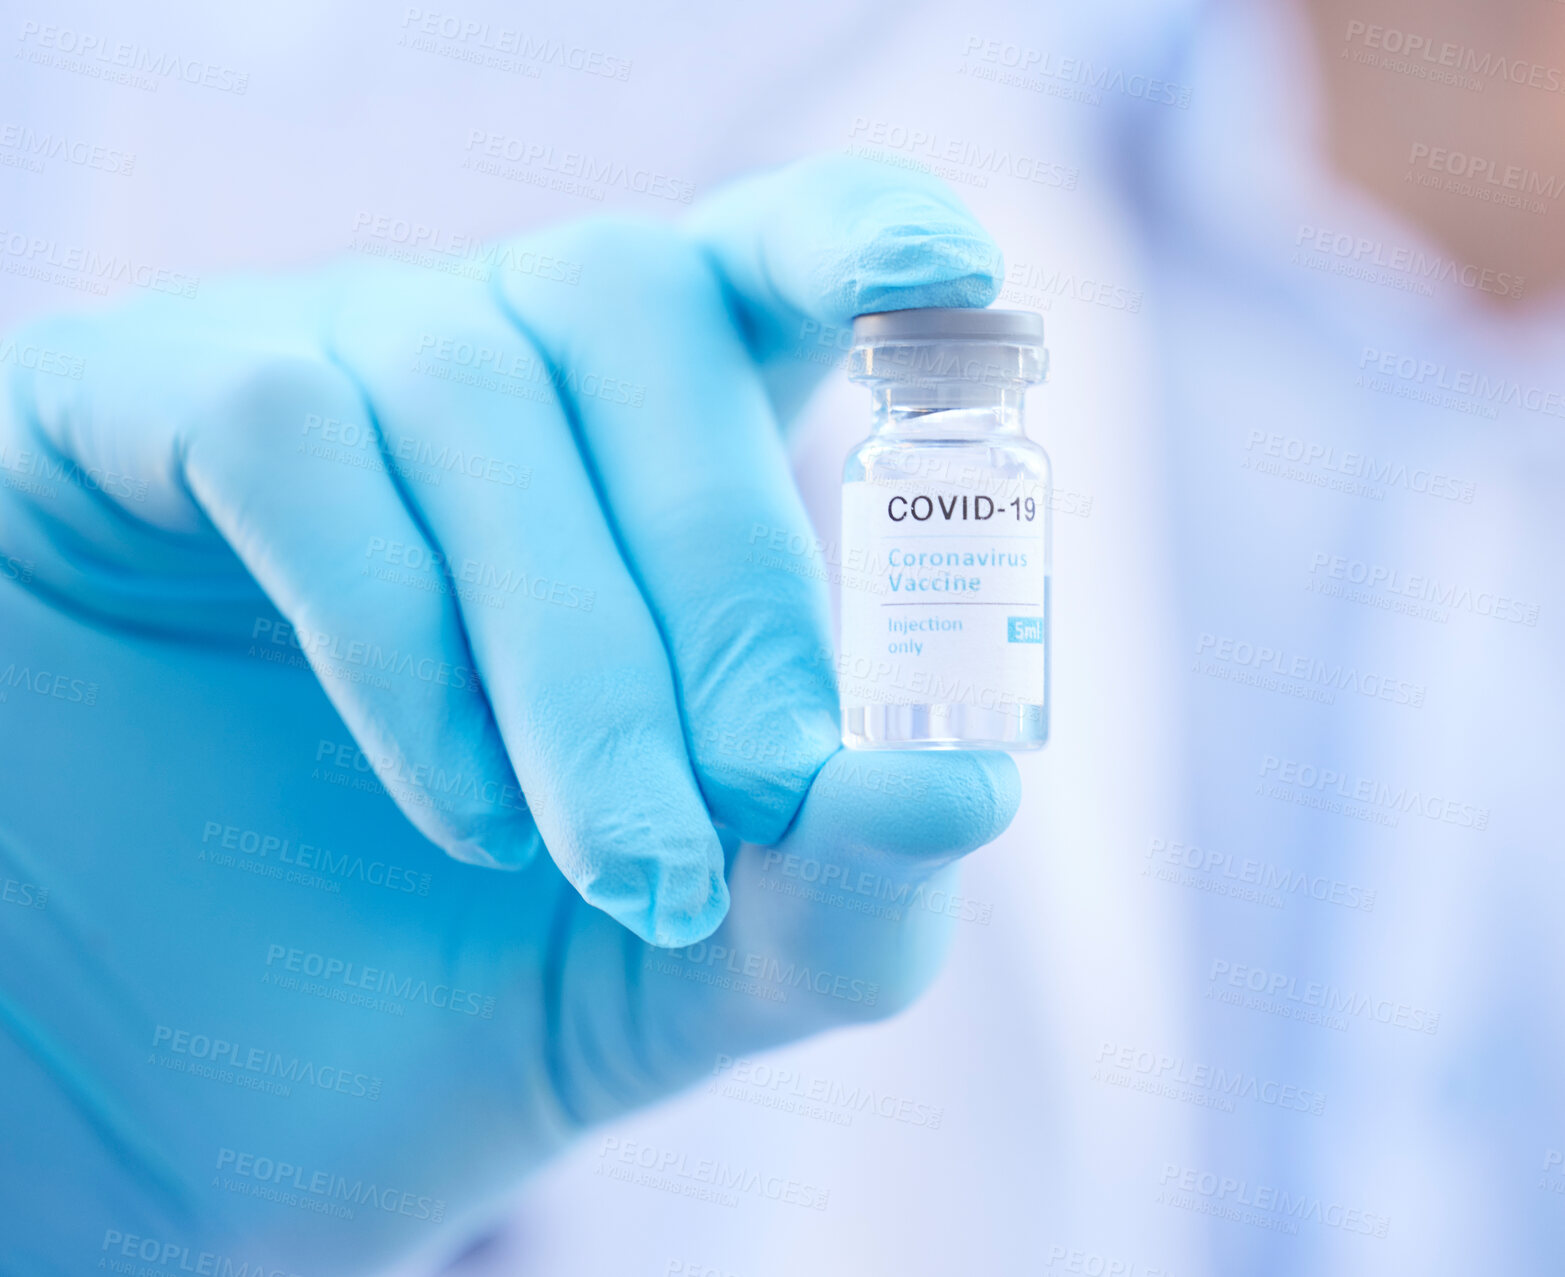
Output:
[330,269,728,947]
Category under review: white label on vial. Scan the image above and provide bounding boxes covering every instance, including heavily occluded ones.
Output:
[840,478,1047,711]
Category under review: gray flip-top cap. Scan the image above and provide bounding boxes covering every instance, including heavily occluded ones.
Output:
[851,307,1045,346]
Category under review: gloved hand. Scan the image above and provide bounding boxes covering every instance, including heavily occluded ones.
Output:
[0,154,1019,1273]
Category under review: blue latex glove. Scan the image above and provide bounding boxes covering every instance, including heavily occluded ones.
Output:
[0,155,1018,1272]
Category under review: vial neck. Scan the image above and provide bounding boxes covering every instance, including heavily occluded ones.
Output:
[869,385,1028,438]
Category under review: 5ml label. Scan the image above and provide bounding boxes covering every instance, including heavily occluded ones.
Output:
[839,477,1047,710]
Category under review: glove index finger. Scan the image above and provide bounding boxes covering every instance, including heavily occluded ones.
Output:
[686,153,1004,416]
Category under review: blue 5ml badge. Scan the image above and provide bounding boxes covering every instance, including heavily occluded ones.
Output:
[1007,617,1044,644]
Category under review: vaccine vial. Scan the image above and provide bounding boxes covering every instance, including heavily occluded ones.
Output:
[839,308,1050,751]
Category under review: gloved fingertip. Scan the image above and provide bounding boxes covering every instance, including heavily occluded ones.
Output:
[689,151,1005,345]
[646,870,731,949]
[845,190,1001,295]
[698,702,840,847]
[441,819,546,872]
[944,750,1022,842]
[803,748,1021,861]
[837,192,1004,316]
[566,825,731,947]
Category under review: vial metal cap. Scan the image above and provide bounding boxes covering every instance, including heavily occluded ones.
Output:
[850,307,1045,348]
[849,307,1047,386]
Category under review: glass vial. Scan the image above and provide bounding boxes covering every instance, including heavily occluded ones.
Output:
[839,308,1050,751]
